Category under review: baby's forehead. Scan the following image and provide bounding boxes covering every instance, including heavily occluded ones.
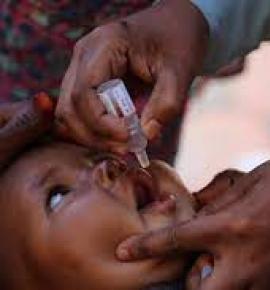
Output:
[12,142,88,168]
[0,143,90,189]
[23,142,88,162]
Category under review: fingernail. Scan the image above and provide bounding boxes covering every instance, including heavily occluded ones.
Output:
[34,92,55,118]
[116,245,131,261]
[201,265,213,280]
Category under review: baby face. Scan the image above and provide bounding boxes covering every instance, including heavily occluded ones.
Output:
[0,143,195,290]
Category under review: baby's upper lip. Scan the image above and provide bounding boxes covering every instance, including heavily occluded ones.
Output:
[127,167,175,213]
[101,154,177,211]
[128,168,158,211]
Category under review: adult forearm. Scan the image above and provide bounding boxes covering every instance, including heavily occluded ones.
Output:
[191,0,270,73]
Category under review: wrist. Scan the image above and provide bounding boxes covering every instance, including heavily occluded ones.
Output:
[158,0,210,79]
[121,0,210,84]
[154,0,210,70]
[123,0,209,49]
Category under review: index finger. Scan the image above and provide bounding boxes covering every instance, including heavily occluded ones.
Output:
[0,101,29,127]
[0,95,54,169]
[194,170,245,209]
[116,213,230,261]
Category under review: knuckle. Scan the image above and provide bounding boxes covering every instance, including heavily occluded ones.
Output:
[165,227,179,251]
[85,71,100,87]
[215,169,244,182]
[252,161,270,177]
[92,22,125,39]
[91,25,108,37]
[91,25,113,42]
[200,204,216,215]
[73,37,86,56]
[210,169,245,189]
[161,97,179,116]
[133,236,153,258]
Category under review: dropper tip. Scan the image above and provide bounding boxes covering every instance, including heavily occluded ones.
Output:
[136,150,150,168]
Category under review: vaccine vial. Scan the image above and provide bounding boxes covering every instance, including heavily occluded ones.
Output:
[97,79,150,168]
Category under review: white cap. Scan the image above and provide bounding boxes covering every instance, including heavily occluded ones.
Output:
[97,79,136,117]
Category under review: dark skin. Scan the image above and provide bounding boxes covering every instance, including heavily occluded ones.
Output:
[55,0,209,152]
[2,139,249,290]
[0,101,244,290]
[55,0,245,152]
[0,141,199,290]
[3,100,263,290]
[0,100,200,290]
[117,163,270,290]
[38,0,270,288]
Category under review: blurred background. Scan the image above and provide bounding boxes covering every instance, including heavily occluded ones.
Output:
[175,43,270,191]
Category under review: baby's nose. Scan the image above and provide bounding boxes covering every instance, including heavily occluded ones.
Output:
[92,159,127,189]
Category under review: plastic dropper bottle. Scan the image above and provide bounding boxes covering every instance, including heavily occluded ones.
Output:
[97,79,150,168]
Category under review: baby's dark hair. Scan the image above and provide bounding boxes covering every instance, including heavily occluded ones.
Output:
[0,136,53,180]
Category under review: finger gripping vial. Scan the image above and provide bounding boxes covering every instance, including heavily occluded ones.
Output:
[97,79,150,168]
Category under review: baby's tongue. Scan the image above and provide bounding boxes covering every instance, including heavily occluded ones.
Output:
[147,160,196,220]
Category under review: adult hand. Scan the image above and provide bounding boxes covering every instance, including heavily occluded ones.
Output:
[117,164,270,290]
[56,0,209,153]
[0,93,55,169]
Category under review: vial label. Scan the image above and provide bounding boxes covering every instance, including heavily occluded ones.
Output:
[99,92,118,116]
[97,79,150,168]
[113,85,136,116]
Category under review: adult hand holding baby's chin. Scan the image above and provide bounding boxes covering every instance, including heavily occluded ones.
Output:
[0,93,55,169]
[55,0,209,153]
[117,166,270,290]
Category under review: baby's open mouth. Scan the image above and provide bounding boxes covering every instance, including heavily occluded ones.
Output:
[130,168,176,214]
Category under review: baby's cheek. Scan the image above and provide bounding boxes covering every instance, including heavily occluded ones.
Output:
[93,211,144,260]
[37,211,144,289]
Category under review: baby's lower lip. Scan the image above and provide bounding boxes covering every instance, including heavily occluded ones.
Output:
[140,195,177,215]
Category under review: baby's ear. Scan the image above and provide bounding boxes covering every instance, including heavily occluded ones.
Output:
[0,93,55,170]
[194,169,245,210]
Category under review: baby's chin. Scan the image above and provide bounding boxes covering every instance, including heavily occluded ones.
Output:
[141,160,196,231]
[145,279,182,290]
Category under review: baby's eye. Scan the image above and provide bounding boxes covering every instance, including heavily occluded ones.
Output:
[47,186,71,212]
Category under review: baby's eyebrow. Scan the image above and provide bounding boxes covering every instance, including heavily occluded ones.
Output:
[35,167,59,188]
